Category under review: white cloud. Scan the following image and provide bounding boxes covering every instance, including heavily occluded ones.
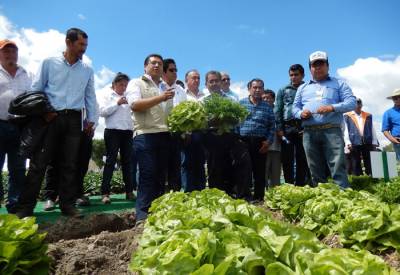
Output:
[337,56,400,147]
[230,81,248,99]
[236,24,266,36]
[78,14,86,20]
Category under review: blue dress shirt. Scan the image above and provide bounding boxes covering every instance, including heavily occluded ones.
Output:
[292,76,356,126]
[382,106,400,137]
[31,55,98,123]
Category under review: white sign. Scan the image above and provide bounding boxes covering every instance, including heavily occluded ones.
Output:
[371,151,397,180]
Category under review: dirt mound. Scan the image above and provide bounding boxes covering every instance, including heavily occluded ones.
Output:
[40,212,136,242]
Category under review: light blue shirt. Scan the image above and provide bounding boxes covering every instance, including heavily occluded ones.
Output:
[292,76,356,126]
[31,55,98,123]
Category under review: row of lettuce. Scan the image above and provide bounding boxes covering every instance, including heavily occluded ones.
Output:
[130,189,397,274]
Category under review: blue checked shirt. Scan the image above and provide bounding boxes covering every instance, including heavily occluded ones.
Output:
[239,96,275,144]
[31,55,98,123]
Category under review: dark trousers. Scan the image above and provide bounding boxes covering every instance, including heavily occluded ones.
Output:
[204,132,252,199]
[17,112,82,212]
[182,131,206,192]
[241,136,267,201]
[134,132,169,221]
[164,133,182,192]
[281,131,309,186]
[131,144,138,191]
[0,121,26,213]
[349,144,374,176]
[102,129,133,195]
[43,132,93,200]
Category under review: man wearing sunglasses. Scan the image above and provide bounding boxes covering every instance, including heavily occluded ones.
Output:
[382,88,400,160]
[221,72,239,101]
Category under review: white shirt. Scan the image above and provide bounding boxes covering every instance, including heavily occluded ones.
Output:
[99,87,133,130]
[0,65,32,120]
[160,81,187,106]
[186,88,206,102]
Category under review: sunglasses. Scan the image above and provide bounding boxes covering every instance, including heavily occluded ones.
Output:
[393,97,400,100]
[168,68,178,73]
[222,78,230,82]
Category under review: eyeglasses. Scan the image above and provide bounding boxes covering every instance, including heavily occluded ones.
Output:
[393,96,400,100]
[149,60,162,66]
[168,68,178,73]
[222,78,230,82]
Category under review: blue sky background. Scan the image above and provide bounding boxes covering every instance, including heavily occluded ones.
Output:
[2,0,399,92]
[1,0,400,145]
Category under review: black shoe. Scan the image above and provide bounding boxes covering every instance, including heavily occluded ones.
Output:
[76,196,90,206]
[61,206,84,218]
[15,209,34,219]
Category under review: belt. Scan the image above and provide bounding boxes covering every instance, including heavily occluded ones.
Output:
[283,119,302,127]
[56,109,81,115]
[304,123,340,130]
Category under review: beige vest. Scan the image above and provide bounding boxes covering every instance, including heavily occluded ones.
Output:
[132,76,172,136]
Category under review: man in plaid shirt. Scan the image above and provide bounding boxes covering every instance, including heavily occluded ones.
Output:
[239,78,275,201]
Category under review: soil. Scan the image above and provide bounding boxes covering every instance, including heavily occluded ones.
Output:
[43,212,141,275]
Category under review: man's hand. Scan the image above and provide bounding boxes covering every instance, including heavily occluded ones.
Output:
[276,130,284,140]
[347,144,352,151]
[316,105,334,114]
[259,140,269,154]
[84,121,95,137]
[117,96,128,105]
[162,88,175,101]
[43,112,57,123]
[301,109,312,119]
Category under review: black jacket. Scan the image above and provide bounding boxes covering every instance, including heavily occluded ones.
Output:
[8,92,55,158]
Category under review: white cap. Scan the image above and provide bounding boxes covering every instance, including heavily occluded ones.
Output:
[309,51,328,64]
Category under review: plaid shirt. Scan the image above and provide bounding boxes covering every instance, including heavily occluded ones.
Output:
[239,96,275,144]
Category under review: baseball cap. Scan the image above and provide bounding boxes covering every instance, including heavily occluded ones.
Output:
[309,51,328,64]
[0,39,17,50]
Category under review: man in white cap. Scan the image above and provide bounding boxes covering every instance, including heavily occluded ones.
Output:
[0,39,31,213]
[382,88,400,160]
[293,50,356,188]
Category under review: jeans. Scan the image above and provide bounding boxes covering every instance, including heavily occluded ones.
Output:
[102,129,133,195]
[17,112,82,212]
[266,150,281,188]
[134,132,169,221]
[0,121,26,213]
[393,143,400,161]
[181,131,206,192]
[303,127,349,188]
[131,142,138,191]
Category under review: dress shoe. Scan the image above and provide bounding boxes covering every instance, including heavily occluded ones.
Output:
[102,195,111,204]
[16,209,34,219]
[126,192,136,201]
[60,206,84,218]
[43,200,56,211]
[76,196,90,206]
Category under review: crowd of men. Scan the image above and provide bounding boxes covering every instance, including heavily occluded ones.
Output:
[1,27,398,225]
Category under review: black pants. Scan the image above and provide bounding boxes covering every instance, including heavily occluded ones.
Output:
[163,133,182,192]
[349,144,374,176]
[101,129,133,195]
[204,132,251,199]
[281,131,310,186]
[43,132,93,200]
[241,136,267,201]
[17,111,82,211]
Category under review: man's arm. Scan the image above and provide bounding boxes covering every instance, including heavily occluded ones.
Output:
[331,81,356,113]
[274,88,284,132]
[84,71,98,125]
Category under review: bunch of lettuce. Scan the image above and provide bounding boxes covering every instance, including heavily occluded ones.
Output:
[266,183,400,253]
[168,101,207,133]
[0,214,49,275]
[203,94,249,134]
[130,189,395,274]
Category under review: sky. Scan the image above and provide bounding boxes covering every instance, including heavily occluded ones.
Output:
[1,0,400,145]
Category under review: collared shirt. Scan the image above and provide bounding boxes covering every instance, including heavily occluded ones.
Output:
[186,89,206,102]
[239,96,275,144]
[31,55,98,123]
[223,89,239,101]
[292,76,356,126]
[382,106,400,137]
[274,83,303,131]
[344,111,378,146]
[0,65,32,120]
[126,74,167,110]
[99,88,133,130]
[160,81,187,106]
